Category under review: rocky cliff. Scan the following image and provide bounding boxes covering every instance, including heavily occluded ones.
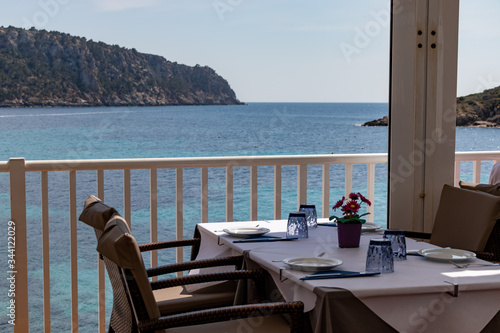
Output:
[0,26,243,107]
[363,86,500,127]
[455,86,500,127]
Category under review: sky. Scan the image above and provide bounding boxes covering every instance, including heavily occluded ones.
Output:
[0,0,499,103]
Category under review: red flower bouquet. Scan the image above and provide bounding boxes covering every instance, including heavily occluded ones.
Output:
[329,192,371,224]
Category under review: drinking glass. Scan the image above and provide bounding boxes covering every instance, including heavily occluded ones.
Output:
[299,204,317,228]
[365,238,394,273]
[286,211,308,238]
[384,229,407,261]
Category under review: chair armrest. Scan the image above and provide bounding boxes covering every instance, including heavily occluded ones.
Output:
[146,255,244,277]
[138,301,305,333]
[150,269,264,290]
[138,238,200,252]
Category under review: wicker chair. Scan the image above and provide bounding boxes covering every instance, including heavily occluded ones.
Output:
[96,216,305,333]
[405,184,500,261]
[79,195,247,333]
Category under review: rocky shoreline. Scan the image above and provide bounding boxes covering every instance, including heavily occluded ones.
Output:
[363,85,500,127]
[362,116,388,126]
[362,116,500,127]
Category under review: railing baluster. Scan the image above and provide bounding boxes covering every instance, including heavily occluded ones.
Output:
[41,171,50,333]
[297,165,307,209]
[250,166,258,220]
[123,169,131,225]
[201,167,208,222]
[454,161,460,187]
[96,170,106,333]
[473,160,481,183]
[150,169,158,279]
[367,163,375,222]
[345,164,353,196]
[274,165,282,220]
[322,164,330,218]
[176,168,183,275]
[69,170,78,332]
[9,158,29,333]
[97,170,104,198]
[226,166,233,222]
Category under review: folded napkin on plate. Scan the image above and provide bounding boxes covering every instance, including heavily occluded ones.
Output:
[300,270,380,280]
[233,236,298,243]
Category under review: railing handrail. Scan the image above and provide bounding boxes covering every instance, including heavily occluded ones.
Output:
[2,150,499,173]
[0,153,388,172]
[454,151,500,161]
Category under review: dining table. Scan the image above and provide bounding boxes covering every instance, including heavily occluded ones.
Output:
[190,219,500,333]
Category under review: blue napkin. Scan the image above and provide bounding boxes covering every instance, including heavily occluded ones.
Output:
[318,222,337,227]
[233,236,298,243]
[300,270,380,280]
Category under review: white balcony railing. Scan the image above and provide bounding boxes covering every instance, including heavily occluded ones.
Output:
[2,151,499,333]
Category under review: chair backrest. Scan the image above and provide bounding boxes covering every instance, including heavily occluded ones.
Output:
[459,181,500,260]
[430,184,500,252]
[79,195,137,333]
[97,218,162,322]
[489,162,500,185]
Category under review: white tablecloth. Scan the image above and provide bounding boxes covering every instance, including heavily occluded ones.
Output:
[195,220,500,333]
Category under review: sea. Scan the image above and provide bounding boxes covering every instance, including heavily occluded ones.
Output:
[1,102,500,331]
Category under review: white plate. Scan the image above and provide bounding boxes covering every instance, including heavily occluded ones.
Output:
[418,248,476,262]
[222,227,270,238]
[282,257,343,272]
[362,222,382,232]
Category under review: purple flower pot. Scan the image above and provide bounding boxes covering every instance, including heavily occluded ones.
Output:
[337,223,362,248]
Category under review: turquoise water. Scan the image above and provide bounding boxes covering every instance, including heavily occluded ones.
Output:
[1,103,500,331]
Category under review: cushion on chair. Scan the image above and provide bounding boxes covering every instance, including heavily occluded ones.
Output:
[459,181,500,196]
[164,313,291,333]
[97,218,161,320]
[430,185,500,251]
[79,195,119,230]
[154,281,237,316]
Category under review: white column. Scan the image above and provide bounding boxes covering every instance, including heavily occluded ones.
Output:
[389,0,459,232]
